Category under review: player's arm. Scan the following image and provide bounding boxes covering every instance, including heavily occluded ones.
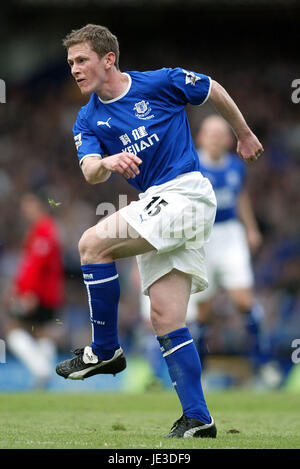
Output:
[81,153,142,184]
[81,156,111,184]
[237,188,262,253]
[209,80,264,163]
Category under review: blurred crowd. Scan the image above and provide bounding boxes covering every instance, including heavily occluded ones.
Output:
[0,47,299,387]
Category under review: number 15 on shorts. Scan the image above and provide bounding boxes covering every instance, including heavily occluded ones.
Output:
[144,196,168,217]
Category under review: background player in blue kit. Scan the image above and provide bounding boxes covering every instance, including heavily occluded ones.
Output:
[55,24,263,438]
[188,115,264,371]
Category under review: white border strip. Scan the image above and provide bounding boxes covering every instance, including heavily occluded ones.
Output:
[84,274,119,285]
[162,339,193,357]
[85,283,94,341]
[199,76,212,106]
[79,153,102,166]
[98,73,132,104]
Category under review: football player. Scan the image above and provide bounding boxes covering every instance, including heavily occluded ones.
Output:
[56,24,263,438]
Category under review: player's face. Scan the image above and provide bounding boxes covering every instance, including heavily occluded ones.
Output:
[197,119,232,159]
[20,194,43,222]
[67,42,107,95]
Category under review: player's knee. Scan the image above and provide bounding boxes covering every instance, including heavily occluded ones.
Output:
[197,301,213,323]
[150,306,182,336]
[78,228,104,264]
[150,309,171,335]
[235,292,253,313]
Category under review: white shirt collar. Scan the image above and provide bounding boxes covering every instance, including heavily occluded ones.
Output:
[98,73,132,104]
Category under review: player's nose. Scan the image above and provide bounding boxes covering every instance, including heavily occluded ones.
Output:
[71,63,80,77]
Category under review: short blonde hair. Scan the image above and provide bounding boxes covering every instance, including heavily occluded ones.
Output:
[63,24,120,69]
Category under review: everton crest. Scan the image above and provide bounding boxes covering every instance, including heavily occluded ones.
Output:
[133,100,154,120]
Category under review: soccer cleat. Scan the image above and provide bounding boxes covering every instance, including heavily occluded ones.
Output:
[55,346,126,380]
[166,414,217,438]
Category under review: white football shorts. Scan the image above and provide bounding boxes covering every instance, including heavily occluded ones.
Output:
[187,218,254,320]
[120,171,217,296]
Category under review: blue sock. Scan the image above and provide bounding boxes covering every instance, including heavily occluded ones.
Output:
[81,263,120,360]
[245,304,263,367]
[157,327,211,423]
[188,320,209,368]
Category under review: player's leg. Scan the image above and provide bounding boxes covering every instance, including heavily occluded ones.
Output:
[195,298,214,324]
[228,287,264,367]
[79,210,154,264]
[216,220,264,367]
[34,321,59,373]
[79,211,154,358]
[228,287,253,313]
[56,211,155,380]
[228,287,255,321]
[130,172,216,436]
[150,269,190,335]
[192,297,214,366]
[186,221,218,364]
[149,269,216,438]
[138,292,169,387]
[187,267,216,367]
[6,319,53,388]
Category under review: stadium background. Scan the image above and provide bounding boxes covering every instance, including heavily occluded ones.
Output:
[0,0,299,392]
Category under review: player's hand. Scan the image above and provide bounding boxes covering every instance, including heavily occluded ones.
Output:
[101,152,142,179]
[247,228,263,254]
[237,132,264,163]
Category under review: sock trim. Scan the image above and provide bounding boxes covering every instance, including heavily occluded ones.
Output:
[84,274,119,285]
[85,284,94,342]
[161,339,193,357]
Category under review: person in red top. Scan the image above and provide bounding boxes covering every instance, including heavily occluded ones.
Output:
[14,194,64,315]
[5,191,65,388]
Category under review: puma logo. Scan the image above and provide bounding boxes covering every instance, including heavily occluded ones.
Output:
[97,117,112,128]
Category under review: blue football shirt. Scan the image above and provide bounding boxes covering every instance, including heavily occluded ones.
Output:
[73,67,211,192]
[197,150,246,223]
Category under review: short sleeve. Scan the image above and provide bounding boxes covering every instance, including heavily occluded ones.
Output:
[166,67,212,106]
[72,108,104,165]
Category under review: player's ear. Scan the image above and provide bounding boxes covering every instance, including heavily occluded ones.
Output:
[104,52,116,69]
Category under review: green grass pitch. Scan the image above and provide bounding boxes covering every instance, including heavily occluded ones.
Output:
[0,390,299,449]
